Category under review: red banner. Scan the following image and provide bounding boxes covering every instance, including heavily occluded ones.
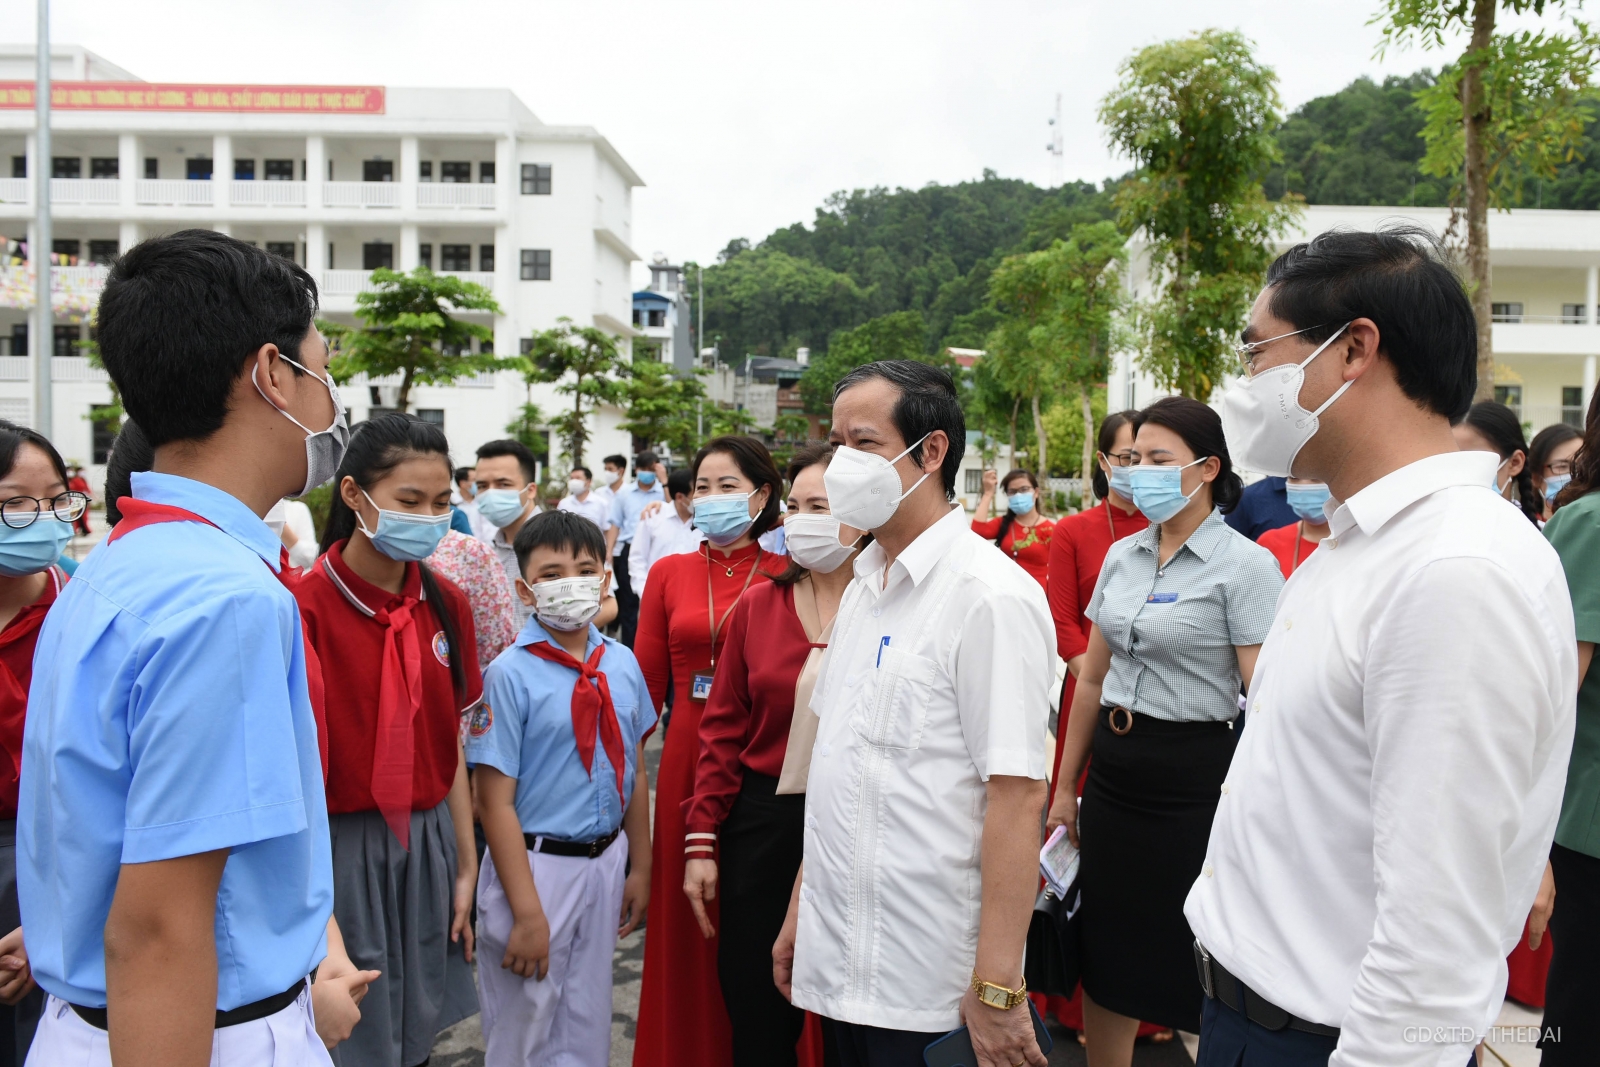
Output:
[0,81,384,114]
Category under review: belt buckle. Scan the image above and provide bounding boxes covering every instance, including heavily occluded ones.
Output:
[1109,706,1134,735]
[588,838,602,859]
[1194,941,1215,999]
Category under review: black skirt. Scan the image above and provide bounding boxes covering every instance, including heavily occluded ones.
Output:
[1078,706,1235,1032]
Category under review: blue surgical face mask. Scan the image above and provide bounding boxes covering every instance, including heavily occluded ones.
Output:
[637,471,657,488]
[1284,482,1332,524]
[1007,491,1035,515]
[1107,464,1134,500]
[693,492,756,546]
[0,517,72,577]
[1545,472,1572,504]
[357,490,452,563]
[1128,458,1208,525]
[475,487,529,529]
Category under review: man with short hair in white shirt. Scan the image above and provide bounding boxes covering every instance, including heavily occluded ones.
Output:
[556,466,613,535]
[772,360,1054,1067]
[1188,225,1577,1067]
[628,466,701,599]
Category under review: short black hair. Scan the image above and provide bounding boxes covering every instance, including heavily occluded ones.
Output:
[1264,225,1476,421]
[104,419,153,526]
[635,450,658,470]
[1132,396,1243,514]
[96,229,319,448]
[570,466,592,480]
[454,466,474,483]
[513,509,607,574]
[1091,410,1139,499]
[833,360,966,500]
[0,419,69,490]
[666,467,692,499]
[475,439,538,484]
[692,435,783,538]
[603,454,626,469]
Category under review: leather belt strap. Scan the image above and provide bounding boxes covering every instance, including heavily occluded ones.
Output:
[71,977,306,1032]
[1194,941,1340,1039]
[524,828,619,859]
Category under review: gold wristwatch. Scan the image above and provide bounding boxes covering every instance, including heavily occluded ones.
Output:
[970,971,1027,1010]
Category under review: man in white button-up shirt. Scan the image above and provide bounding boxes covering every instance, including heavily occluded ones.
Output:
[1187,226,1577,1067]
[771,361,1054,1067]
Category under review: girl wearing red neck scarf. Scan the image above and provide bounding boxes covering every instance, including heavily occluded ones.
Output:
[293,414,482,1067]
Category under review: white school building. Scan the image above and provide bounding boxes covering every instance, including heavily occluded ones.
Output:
[0,44,646,488]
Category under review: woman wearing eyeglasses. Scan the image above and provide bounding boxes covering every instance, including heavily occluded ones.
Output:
[0,420,89,1062]
[1045,398,1283,1065]
[1530,423,1583,523]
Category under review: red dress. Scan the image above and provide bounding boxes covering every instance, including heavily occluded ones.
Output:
[1256,522,1321,579]
[1044,500,1161,1035]
[633,541,782,1067]
[971,513,1055,588]
[0,567,64,817]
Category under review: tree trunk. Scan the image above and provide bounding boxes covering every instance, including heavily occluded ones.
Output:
[1008,396,1020,472]
[571,372,586,468]
[1464,0,1496,401]
[396,365,414,413]
[1081,382,1095,507]
[1032,393,1047,487]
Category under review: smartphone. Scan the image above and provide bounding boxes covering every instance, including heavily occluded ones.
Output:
[922,999,1053,1067]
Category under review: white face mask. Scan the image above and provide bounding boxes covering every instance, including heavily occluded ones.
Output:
[523,574,605,632]
[567,478,588,497]
[599,469,619,487]
[823,434,931,531]
[783,513,860,573]
[1219,323,1352,478]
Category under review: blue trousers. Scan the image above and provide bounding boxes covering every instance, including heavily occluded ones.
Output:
[1198,995,1478,1067]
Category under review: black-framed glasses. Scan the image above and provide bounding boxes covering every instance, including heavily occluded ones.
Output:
[1547,459,1574,476]
[1100,450,1138,467]
[2,492,88,529]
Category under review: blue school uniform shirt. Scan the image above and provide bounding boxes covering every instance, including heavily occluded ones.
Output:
[18,471,333,1011]
[467,617,656,841]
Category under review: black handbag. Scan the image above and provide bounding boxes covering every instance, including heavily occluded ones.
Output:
[1024,877,1082,998]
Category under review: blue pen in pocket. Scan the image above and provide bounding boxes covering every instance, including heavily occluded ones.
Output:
[877,636,890,667]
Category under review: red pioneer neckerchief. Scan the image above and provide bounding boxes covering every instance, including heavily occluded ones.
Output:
[525,640,626,799]
[110,496,330,781]
[348,562,425,851]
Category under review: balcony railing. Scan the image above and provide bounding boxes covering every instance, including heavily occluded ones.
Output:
[230,180,307,207]
[0,357,112,382]
[1491,313,1594,324]
[0,178,25,204]
[50,179,120,205]
[323,181,399,209]
[322,269,496,297]
[417,182,497,209]
[135,179,214,207]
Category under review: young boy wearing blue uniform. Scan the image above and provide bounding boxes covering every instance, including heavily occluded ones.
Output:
[19,230,374,1067]
[468,510,653,1067]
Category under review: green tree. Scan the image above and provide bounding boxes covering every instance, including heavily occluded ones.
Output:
[321,267,502,412]
[1375,0,1600,398]
[617,358,709,459]
[521,318,626,468]
[701,246,865,366]
[986,248,1061,481]
[1100,29,1301,400]
[797,311,941,414]
[505,401,548,455]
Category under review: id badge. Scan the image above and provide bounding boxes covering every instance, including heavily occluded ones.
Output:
[692,673,715,701]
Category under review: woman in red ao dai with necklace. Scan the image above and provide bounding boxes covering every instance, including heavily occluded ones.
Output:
[632,436,786,1067]
[292,415,482,1067]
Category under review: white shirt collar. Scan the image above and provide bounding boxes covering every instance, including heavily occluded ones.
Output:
[1328,450,1498,539]
[853,504,967,588]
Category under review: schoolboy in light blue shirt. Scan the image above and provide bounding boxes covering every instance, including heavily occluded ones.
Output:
[469,510,654,1067]
[19,230,374,1067]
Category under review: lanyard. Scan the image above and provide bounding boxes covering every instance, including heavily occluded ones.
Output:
[1292,521,1305,571]
[1106,501,1116,540]
[705,545,762,669]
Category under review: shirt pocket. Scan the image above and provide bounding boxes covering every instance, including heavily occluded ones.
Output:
[849,646,939,751]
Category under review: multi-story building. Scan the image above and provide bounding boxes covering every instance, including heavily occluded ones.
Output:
[632,257,692,374]
[0,44,644,484]
[1112,204,1600,440]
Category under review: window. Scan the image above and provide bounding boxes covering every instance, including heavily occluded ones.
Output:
[1494,385,1523,417]
[10,324,26,357]
[1564,303,1591,324]
[647,308,666,328]
[186,158,213,180]
[234,159,255,180]
[52,157,81,179]
[264,159,295,181]
[91,409,117,465]
[417,409,445,427]
[265,241,296,263]
[11,157,24,179]
[440,244,471,272]
[52,240,80,262]
[440,161,471,184]
[1563,386,1585,428]
[53,325,79,358]
[1490,302,1524,323]
[521,163,552,195]
[520,249,551,280]
[964,469,984,494]
[418,161,432,182]
[362,243,394,270]
[90,157,118,179]
[520,338,534,355]
[479,244,495,272]
[88,240,119,266]
[479,161,495,183]
[143,157,158,179]
[362,159,394,183]
[632,308,642,327]
[418,243,432,269]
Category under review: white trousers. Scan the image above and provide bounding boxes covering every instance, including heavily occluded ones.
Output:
[26,983,332,1066]
[476,832,626,1067]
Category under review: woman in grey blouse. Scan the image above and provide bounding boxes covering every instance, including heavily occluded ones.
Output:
[1044,396,1283,1060]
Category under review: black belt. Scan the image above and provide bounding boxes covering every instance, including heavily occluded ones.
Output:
[70,977,306,1032]
[1194,942,1340,1039]
[524,829,619,859]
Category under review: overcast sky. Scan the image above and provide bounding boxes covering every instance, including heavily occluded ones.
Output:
[23,0,1576,283]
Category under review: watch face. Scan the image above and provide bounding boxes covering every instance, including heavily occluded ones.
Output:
[981,988,1007,1008]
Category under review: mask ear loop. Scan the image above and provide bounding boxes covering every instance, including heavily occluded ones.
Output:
[1290,323,1355,431]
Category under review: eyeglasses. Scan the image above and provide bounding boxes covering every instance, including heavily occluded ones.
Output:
[1100,450,1138,467]
[2,491,89,529]
[1235,324,1329,376]
[1547,460,1574,476]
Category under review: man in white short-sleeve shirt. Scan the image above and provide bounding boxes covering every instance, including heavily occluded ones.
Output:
[773,360,1054,1067]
